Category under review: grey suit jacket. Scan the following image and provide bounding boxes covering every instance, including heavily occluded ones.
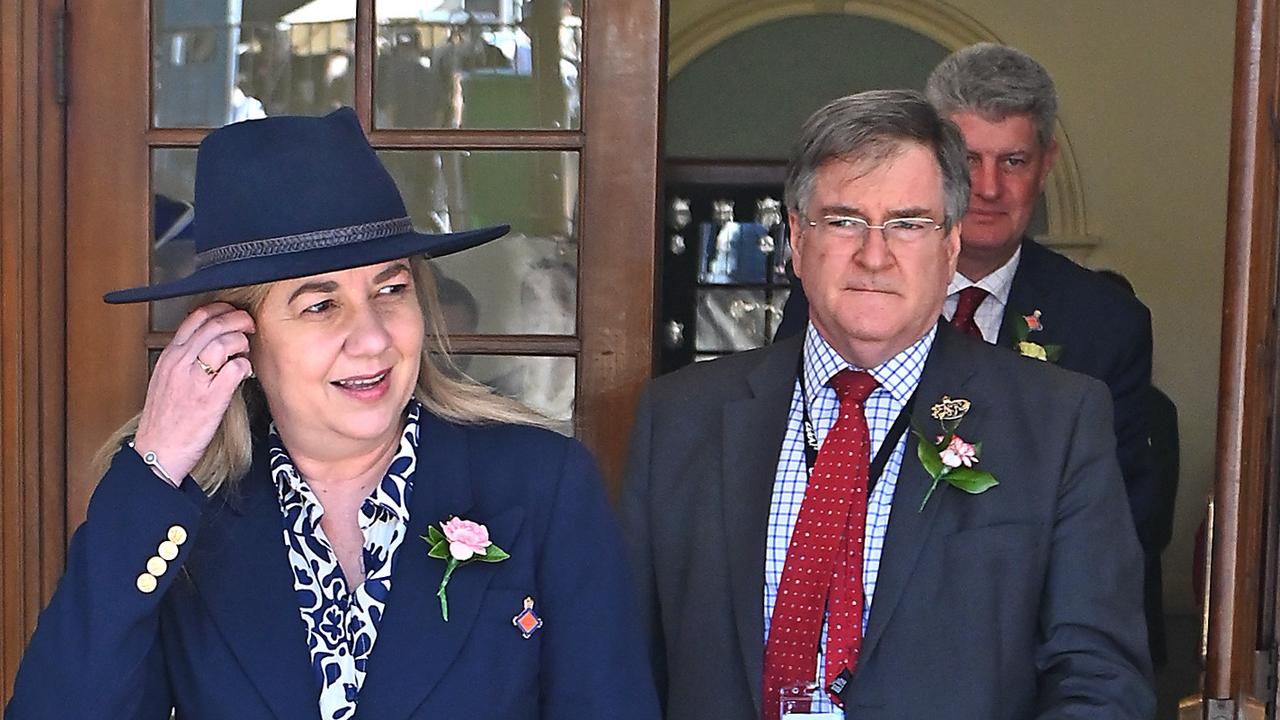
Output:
[622,322,1154,720]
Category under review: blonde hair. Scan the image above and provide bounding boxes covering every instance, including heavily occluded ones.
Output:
[92,256,549,495]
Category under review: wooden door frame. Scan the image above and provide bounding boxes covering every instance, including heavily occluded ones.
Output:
[0,0,66,701]
[578,0,665,489]
[1206,0,1280,710]
[63,0,151,534]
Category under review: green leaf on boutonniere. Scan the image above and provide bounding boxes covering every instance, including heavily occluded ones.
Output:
[479,545,511,563]
[426,538,450,560]
[426,525,445,546]
[915,431,945,478]
[940,467,998,494]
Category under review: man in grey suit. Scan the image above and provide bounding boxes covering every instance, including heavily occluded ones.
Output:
[623,90,1153,719]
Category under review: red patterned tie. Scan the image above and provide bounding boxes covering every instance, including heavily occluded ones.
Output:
[950,286,988,340]
[763,369,879,718]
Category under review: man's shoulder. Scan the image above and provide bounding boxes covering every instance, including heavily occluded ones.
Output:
[953,326,1111,407]
[646,337,798,407]
[1017,240,1151,330]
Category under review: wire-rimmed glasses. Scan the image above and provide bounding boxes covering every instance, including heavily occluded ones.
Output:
[804,214,943,244]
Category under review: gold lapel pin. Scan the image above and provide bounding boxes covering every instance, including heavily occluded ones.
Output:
[930,395,970,422]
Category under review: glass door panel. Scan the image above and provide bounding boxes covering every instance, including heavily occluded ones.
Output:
[694,287,787,355]
[152,0,357,128]
[373,0,581,129]
[150,0,580,130]
[452,354,575,434]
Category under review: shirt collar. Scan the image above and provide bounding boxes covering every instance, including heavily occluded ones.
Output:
[946,244,1022,304]
[802,322,934,406]
[270,401,421,524]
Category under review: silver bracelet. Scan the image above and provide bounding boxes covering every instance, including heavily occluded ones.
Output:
[128,441,177,485]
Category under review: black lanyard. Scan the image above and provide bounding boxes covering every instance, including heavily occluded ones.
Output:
[798,362,915,496]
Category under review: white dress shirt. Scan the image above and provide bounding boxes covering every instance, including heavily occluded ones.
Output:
[942,246,1022,343]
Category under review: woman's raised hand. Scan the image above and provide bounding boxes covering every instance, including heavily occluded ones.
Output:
[132,303,256,486]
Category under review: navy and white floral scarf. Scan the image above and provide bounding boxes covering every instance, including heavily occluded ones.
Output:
[270,402,420,720]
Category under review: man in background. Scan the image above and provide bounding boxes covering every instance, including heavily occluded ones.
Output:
[925,43,1159,662]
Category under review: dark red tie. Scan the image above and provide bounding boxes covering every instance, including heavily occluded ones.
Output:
[763,369,879,718]
[950,286,988,340]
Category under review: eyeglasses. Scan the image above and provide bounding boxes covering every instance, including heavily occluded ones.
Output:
[804,215,943,244]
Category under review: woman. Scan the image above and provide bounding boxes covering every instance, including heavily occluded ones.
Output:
[6,108,660,720]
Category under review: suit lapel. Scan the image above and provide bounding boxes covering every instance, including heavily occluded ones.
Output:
[185,452,320,720]
[355,413,523,719]
[999,238,1050,347]
[722,336,802,718]
[859,324,978,662]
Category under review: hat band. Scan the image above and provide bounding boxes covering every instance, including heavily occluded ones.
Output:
[194,216,415,270]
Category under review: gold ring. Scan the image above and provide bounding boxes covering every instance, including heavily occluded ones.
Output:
[195,357,218,376]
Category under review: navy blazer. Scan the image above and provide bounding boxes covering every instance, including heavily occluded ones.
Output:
[624,324,1154,719]
[7,414,660,720]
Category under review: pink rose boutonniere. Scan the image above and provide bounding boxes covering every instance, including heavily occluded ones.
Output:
[912,396,998,511]
[424,516,510,621]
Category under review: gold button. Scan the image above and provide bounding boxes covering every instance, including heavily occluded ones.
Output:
[136,573,158,594]
[167,525,188,546]
[146,556,168,576]
[157,540,179,561]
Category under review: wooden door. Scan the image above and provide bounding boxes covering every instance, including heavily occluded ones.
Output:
[0,0,67,702]
[1189,0,1280,717]
[62,0,662,530]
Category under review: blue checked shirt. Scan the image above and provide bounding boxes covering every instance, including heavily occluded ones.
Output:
[763,322,934,711]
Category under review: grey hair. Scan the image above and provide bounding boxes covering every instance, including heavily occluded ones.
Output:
[925,42,1058,148]
[784,89,970,230]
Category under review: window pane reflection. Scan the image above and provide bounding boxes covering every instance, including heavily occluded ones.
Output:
[149,148,579,336]
[381,150,578,336]
[452,355,575,435]
[151,0,581,129]
[695,287,789,353]
[374,0,580,129]
[697,219,790,286]
[150,149,200,331]
[152,0,356,128]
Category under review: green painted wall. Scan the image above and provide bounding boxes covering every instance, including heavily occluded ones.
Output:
[666,15,949,160]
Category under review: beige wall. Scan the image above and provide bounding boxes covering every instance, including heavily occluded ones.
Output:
[669,0,1236,614]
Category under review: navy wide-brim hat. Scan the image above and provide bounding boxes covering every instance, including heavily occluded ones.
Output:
[105,107,508,303]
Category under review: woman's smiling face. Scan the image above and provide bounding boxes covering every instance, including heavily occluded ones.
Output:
[250,260,424,458]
